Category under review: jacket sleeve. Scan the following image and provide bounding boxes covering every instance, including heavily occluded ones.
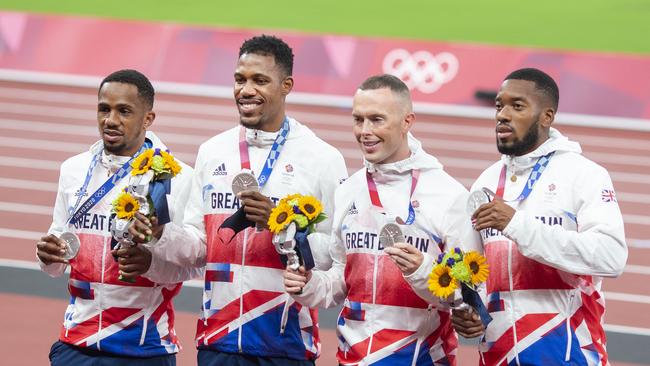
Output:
[503,163,627,277]
[144,154,207,283]
[309,150,348,270]
[290,188,349,308]
[40,163,70,277]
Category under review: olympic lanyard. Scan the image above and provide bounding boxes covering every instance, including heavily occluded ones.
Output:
[238,117,290,188]
[366,169,420,225]
[495,151,554,200]
[66,140,153,226]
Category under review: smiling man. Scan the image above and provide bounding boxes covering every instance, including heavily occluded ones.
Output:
[284,74,481,365]
[125,35,347,366]
[36,69,195,365]
[455,68,628,365]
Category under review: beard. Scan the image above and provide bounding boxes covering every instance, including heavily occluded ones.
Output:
[497,119,540,156]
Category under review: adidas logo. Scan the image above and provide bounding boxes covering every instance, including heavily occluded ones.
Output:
[212,163,227,176]
[348,202,358,215]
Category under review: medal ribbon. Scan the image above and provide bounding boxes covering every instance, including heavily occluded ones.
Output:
[66,140,153,226]
[366,169,420,225]
[238,117,290,188]
[495,151,554,200]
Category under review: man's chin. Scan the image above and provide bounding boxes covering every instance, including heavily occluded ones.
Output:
[239,117,261,129]
[103,141,125,155]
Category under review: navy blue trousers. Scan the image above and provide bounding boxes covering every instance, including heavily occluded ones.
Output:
[49,341,176,366]
[197,349,315,366]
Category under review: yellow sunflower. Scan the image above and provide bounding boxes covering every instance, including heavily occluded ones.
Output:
[268,203,295,234]
[131,149,155,175]
[160,150,182,176]
[279,193,302,207]
[464,251,489,285]
[112,192,140,220]
[297,195,322,220]
[428,264,458,298]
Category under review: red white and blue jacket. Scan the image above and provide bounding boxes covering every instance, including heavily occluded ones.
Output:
[145,118,348,360]
[40,132,197,357]
[471,129,627,366]
[292,136,482,365]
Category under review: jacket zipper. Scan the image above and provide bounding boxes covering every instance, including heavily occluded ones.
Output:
[97,236,109,351]
[238,228,249,353]
[508,241,520,365]
[365,247,380,359]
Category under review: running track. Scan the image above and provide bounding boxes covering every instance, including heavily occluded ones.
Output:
[0,80,648,365]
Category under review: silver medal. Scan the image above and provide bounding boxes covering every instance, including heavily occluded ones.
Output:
[466,190,491,215]
[379,223,405,248]
[231,172,259,195]
[60,232,81,260]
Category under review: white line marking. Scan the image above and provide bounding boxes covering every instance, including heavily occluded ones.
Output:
[2,69,650,131]
[604,291,650,304]
[0,201,52,215]
[0,177,58,191]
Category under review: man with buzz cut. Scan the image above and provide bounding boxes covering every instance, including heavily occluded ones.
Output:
[284,74,482,366]
[121,35,348,366]
[454,68,627,366]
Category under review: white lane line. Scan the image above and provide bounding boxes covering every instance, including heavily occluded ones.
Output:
[605,292,650,304]
[0,178,58,191]
[603,324,650,337]
[0,228,43,240]
[0,201,52,215]
[624,264,650,275]
[0,156,62,171]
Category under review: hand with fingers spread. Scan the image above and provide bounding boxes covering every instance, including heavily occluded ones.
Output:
[384,242,424,276]
[111,244,152,280]
[471,197,516,232]
[452,307,485,338]
[128,212,164,244]
[238,190,274,229]
[283,265,312,294]
[36,234,70,265]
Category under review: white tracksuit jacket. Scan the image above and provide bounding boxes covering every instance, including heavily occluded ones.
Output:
[40,132,197,357]
[472,128,627,366]
[292,135,482,366]
[144,117,348,360]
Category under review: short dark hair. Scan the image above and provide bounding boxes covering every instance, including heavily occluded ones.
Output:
[359,74,410,96]
[239,35,294,77]
[99,69,155,109]
[504,68,559,110]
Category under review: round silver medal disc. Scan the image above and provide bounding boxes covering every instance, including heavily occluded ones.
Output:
[59,232,80,260]
[466,190,491,216]
[379,223,405,248]
[232,172,259,195]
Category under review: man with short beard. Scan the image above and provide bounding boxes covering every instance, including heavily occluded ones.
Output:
[37,69,196,365]
[454,68,627,365]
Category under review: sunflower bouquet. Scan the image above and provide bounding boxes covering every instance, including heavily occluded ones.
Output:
[268,194,326,271]
[110,148,181,281]
[268,194,326,235]
[428,248,492,326]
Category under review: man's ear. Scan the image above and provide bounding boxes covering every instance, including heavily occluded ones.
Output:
[144,111,156,130]
[282,76,294,96]
[402,112,416,133]
[541,107,554,128]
